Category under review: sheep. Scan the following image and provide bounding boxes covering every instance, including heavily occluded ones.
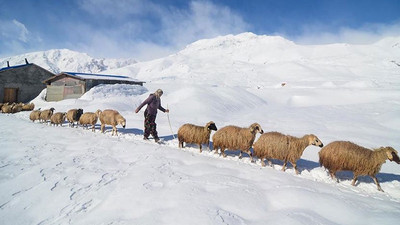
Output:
[11,103,24,113]
[21,103,35,111]
[50,112,66,126]
[1,103,14,114]
[212,123,264,160]
[253,132,323,174]
[0,103,7,113]
[178,121,218,152]
[79,110,102,132]
[29,109,42,122]
[66,108,83,127]
[99,109,126,136]
[39,107,55,123]
[319,141,400,192]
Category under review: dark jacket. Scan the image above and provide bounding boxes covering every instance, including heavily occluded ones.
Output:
[136,94,166,115]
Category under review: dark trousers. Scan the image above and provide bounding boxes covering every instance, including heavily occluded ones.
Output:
[144,111,158,139]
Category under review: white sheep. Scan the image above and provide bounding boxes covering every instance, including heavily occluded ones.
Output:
[79,110,102,132]
[212,123,264,160]
[178,121,218,152]
[29,109,41,122]
[253,131,323,174]
[319,141,400,192]
[39,108,55,123]
[50,112,66,126]
[99,109,126,136]
[66,108,83,127]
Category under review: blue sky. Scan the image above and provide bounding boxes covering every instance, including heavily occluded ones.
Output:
[1,0,399,60]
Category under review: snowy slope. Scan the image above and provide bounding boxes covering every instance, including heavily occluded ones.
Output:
[1,33,400,224]
[0,49,137,74]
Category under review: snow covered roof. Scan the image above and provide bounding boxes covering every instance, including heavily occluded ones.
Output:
[43,72,144,84]
[0,63,33,72]
[62,72,141,82]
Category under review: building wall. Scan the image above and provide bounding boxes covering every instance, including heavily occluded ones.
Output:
[45,76,85,101]
[0,64,55,103]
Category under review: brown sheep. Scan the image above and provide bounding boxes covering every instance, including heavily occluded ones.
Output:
[39,107,55,123]
[99,109,126,136]
[21,103,35,111]
[79,110,102,132]
[1,103,14,113]
[11,103,24,113]
[66,108,84,127]
[50,112,66,126]
[319,141,400,192]
[178,121,218,152]
[29,109,42,122]
[253,132,323,174]
[212,123,264,160]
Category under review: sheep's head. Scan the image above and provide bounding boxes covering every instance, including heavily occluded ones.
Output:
[250,123,264,134]
[117,115,126,128]
[206,121,217,131]
[383,147,400,164]
[77,108,83,116]
[95,109,102,117]
[50,107,55,112]
[308,134,323,147]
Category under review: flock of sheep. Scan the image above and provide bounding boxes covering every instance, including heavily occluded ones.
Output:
[177,121,400,192]
[26,107,126,136]
[1,103,399,192]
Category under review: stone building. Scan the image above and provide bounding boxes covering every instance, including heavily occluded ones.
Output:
[0,59,55,103]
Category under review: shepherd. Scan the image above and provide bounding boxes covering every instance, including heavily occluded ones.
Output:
[135,89,169,142]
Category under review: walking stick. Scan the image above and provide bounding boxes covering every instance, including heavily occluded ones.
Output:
[166,104,176,139]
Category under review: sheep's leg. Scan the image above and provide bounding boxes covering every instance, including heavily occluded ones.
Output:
[261,159,266,167]
[329,171,338,182]
[281,161,287,172]
[291,161,299,175]
[91,124,95,132]
[178,141,183,148]
[101,124,105,133]
[351,174,358,186]
[239,151,243,159]
[199,144,202,153]
[247,150,254,162]
[221,148,227,157]
[371,176,384,192]
[214,145,219,155]
[267,159,273,167]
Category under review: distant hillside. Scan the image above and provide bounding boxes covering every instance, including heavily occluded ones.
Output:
[105,32,400,89]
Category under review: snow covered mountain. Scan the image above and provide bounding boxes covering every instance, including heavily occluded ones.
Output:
[107,32,400,88]
[0,49,137,74]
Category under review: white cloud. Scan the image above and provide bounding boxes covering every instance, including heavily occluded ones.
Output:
[292,21,400,45]
[73,0,250,60]
[0,19,30,43]
[12,20,30,42]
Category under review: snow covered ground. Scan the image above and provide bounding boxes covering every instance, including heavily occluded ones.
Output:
[1,33,400,224]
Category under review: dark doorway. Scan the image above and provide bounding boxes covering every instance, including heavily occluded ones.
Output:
[3,88,18,103]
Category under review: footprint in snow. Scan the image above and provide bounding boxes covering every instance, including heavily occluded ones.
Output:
[143,181,164,190]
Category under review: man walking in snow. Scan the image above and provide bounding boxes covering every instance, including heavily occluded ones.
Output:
[135,89,169,142]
